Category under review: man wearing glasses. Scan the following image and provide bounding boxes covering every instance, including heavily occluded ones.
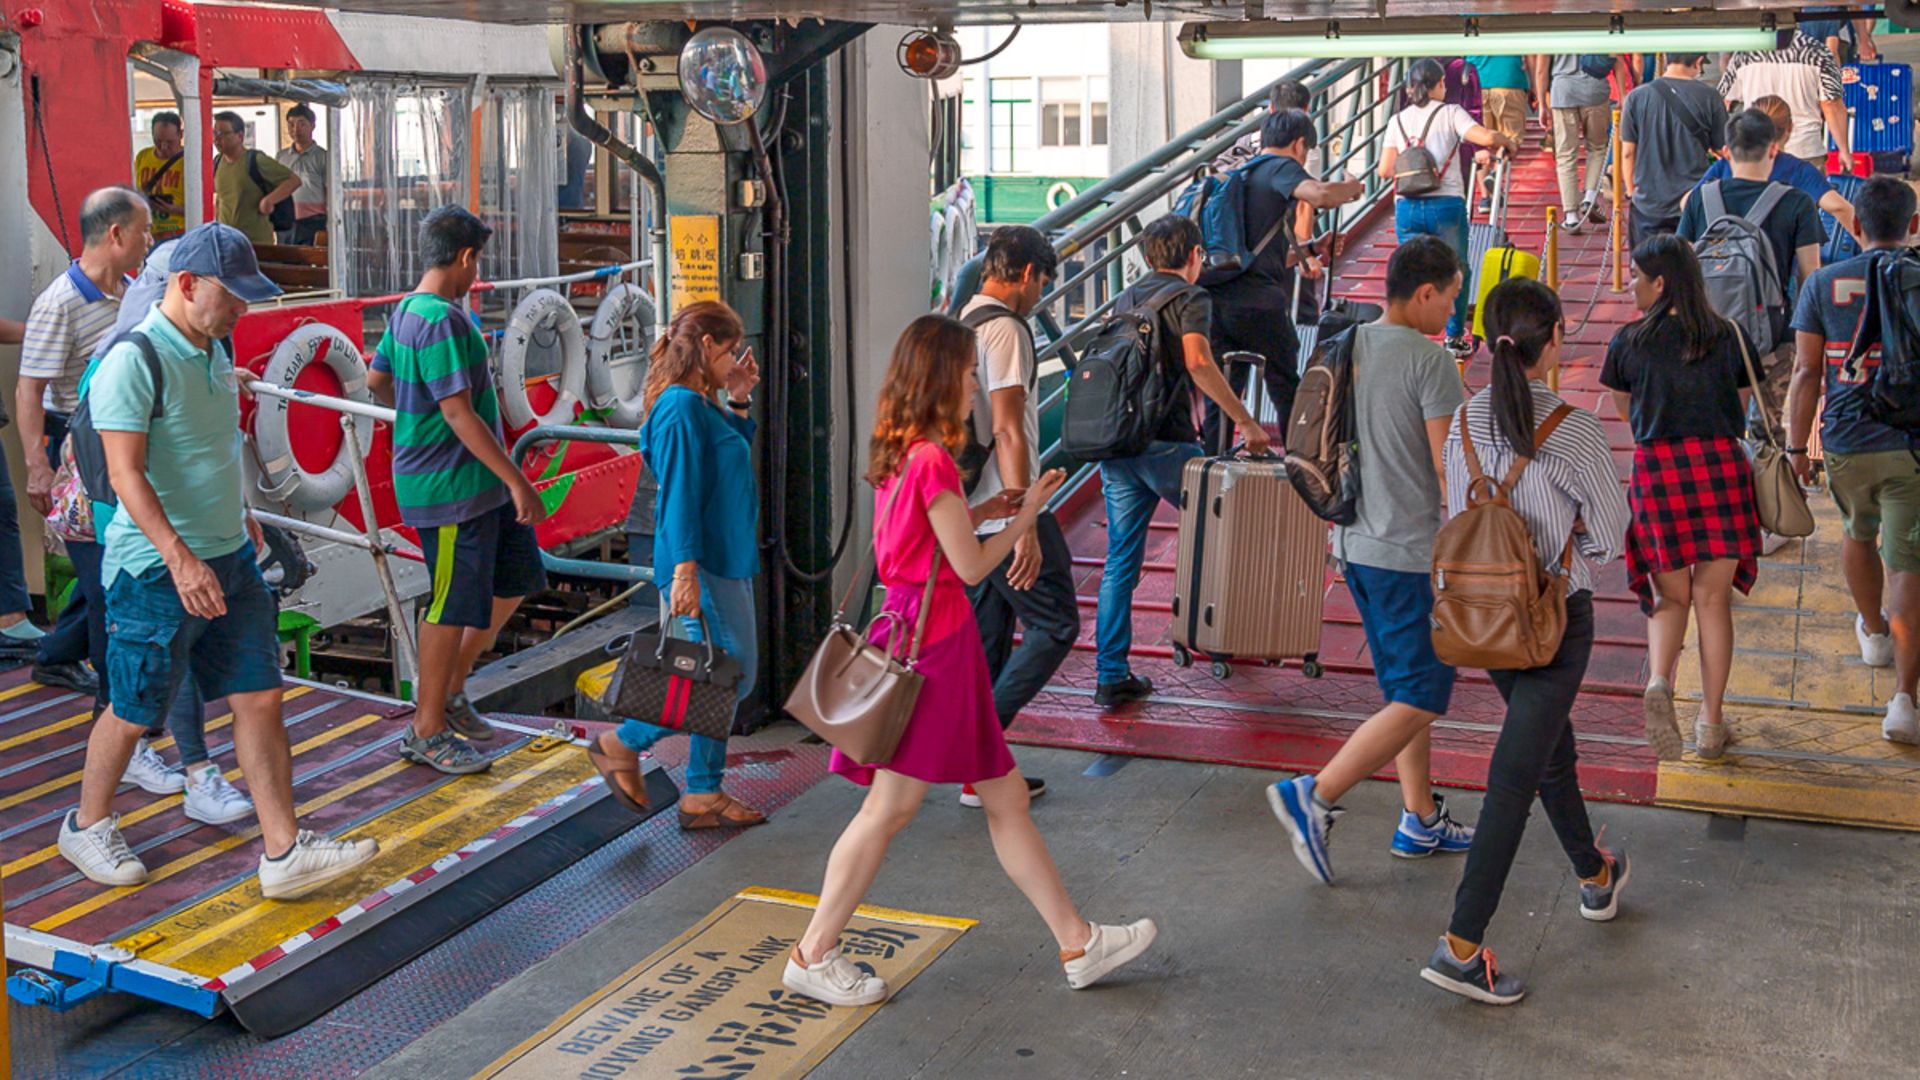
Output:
[211,111,298,245]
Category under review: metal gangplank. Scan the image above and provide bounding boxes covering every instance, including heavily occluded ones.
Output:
[3,380,676,1037]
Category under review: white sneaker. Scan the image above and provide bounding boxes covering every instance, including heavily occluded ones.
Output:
[1858,614,1895,669]
[1643,677,1683,762]
[183,764,254,826]
[1759,530,1794,556]
[1885,694,1918,745]
[1063,919,1158,990]
[257,830,379,900]
[58,810,148,886]
[121,738,186,795]
[782,946,889,1006]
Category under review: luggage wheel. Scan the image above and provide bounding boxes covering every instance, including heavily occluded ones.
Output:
[1209,660,1232,679]
[1302,657,1325,680]
[1172,644,1193,668]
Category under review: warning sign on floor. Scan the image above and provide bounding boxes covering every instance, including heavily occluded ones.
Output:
[476,887,974,1079]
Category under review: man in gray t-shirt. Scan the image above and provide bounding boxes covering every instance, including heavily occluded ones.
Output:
[1270,236,1472,889]
[1549,55,1619,228]
[1621,52,1728,244]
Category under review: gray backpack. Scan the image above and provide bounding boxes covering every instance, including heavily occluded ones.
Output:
[1694,181,1788,354]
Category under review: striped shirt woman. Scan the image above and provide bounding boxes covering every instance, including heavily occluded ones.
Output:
[1420,277,1630,1008]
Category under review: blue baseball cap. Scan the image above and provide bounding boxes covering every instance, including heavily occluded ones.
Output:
[168,223,283,303]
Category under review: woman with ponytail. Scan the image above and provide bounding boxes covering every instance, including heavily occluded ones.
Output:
[1600,234,1762,762]
[784,315,1158,1008]
[1421,278,1630,1006]
[1378,56,1519,358]
[589,300,770,829]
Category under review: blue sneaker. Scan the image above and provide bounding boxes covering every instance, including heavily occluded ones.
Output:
[1267,775,1339,885]
[1391,794,1475,859]
[1420,937,1525,1006]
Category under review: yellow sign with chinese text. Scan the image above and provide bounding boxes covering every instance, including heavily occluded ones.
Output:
[670,215,723,309]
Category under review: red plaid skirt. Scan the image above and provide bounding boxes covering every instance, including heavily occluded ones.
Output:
[1626,436,1761,614]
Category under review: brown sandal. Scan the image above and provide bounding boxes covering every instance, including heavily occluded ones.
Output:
[585,731,651,813]
[677,792,767,830]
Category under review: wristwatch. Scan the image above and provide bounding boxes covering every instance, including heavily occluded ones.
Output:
[728,397,752,409]
[1786,447,1810,456]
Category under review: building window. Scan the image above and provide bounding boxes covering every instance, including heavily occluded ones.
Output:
[1040,77,1083,147]
[1089,76,1110,146]
[989,77,1031,172]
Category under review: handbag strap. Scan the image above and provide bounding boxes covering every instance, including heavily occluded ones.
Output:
[1729,319,1779,447]
[837,444,948,667]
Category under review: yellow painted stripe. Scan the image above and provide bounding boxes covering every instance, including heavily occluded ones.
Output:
[1657,768,1920,832]
[31,722,400,934]
[425,524,458,624]
[0,687,316,815]
[4,707,385,877]
[735,886,981,930]
[0,709,96,755]
[0,680,61,704]
[143,748,588,970]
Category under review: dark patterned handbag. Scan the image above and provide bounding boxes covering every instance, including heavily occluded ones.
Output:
[607,616,742,740]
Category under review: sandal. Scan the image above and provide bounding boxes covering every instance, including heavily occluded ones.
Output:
[678,792,767,831]
[585,731,651,813]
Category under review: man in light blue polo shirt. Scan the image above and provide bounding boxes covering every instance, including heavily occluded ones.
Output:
[58,223,380,900]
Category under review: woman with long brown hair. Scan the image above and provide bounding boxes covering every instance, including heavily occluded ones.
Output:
[783,314,1158,1007]
[586,300,769,828]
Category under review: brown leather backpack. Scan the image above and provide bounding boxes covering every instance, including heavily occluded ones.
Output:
[1430,402,1575,671]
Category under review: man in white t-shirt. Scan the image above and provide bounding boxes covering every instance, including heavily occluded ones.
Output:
[957,225,1074,808]
[1720,30,1853,169]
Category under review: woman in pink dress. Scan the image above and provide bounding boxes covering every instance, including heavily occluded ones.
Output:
[783,314,1159,1007]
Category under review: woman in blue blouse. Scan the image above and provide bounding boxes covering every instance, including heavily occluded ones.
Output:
[587,300,767,829]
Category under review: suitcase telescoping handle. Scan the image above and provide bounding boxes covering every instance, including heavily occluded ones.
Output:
[1219,349,1278,459]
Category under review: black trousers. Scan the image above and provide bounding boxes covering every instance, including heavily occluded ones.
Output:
[1447,591,1608,944]
[1628,204,1679,249]
[1200,298,1299,455]
[970,511,1081,729]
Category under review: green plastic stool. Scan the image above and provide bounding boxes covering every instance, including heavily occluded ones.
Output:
[278,611,318,679]
[44,553,76,622]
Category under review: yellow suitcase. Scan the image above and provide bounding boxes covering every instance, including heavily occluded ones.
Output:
[1471,245,1541,340]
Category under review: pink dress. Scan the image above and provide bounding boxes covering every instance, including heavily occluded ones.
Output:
[829,442,1018,787]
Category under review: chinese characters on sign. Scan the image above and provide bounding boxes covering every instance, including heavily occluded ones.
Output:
[670,215,723,309]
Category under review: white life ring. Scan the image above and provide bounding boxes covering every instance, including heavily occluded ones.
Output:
[496,288,588,430]
[253,322,376,512]
[1046,180,1078,211]
[588,283,657,428]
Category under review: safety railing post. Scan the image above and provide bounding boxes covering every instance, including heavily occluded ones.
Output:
[1545,206,1561,290]
[1611,107,1625,293]
[339,414,420,699]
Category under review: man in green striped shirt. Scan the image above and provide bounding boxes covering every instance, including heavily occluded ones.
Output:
[369,206,547,776]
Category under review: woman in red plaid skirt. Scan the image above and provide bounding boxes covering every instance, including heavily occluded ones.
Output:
[1600,235,1762,762]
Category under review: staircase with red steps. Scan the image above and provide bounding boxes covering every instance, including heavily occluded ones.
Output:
[1010,134,1665,803]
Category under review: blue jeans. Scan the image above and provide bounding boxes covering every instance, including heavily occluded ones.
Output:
[1095,441,1202,682]
[615,571,755,795]
[0,451,30,616]
[1394,195,1471,338]
[104,543,281,729]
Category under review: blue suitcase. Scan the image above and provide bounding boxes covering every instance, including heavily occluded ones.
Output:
[1839,62,1913,173]
[1822,173,1867,265]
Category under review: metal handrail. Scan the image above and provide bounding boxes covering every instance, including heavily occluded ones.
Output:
[509,424,651,584]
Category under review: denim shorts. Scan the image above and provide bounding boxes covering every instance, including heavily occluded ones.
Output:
[1345,561,1456,715]
[105,543,281,727]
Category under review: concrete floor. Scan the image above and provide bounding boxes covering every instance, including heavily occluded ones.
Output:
[377,744,1920,1080]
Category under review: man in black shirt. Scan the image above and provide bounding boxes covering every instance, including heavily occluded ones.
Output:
[1201,109,1365,453]
[1092,216,1268,707]
[1678,108,1823,456]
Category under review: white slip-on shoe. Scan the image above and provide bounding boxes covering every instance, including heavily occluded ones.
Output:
[122,738,186,795]
[1063,919,1158,990]
[1885,694,1918,745]
[1643,678,1683,762]
[258,830,379,900]
[183,764,255,826]
[782,946,889,1006]
[58,810,148,887]
[1858,614,1895,669]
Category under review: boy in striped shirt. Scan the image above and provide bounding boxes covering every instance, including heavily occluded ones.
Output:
[369,206,547,776]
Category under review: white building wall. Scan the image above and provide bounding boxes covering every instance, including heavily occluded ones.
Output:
[957,26,1111,178]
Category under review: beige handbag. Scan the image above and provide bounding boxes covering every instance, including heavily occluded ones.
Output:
[1735,322,1816,539]
[784,479,941,765]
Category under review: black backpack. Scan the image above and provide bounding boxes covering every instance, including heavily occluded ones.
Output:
[70,331,165,507]
[1853,248,1920,431]
[958,304,1036,494]
[1061,285,1189,461]
[247,150,296,233]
